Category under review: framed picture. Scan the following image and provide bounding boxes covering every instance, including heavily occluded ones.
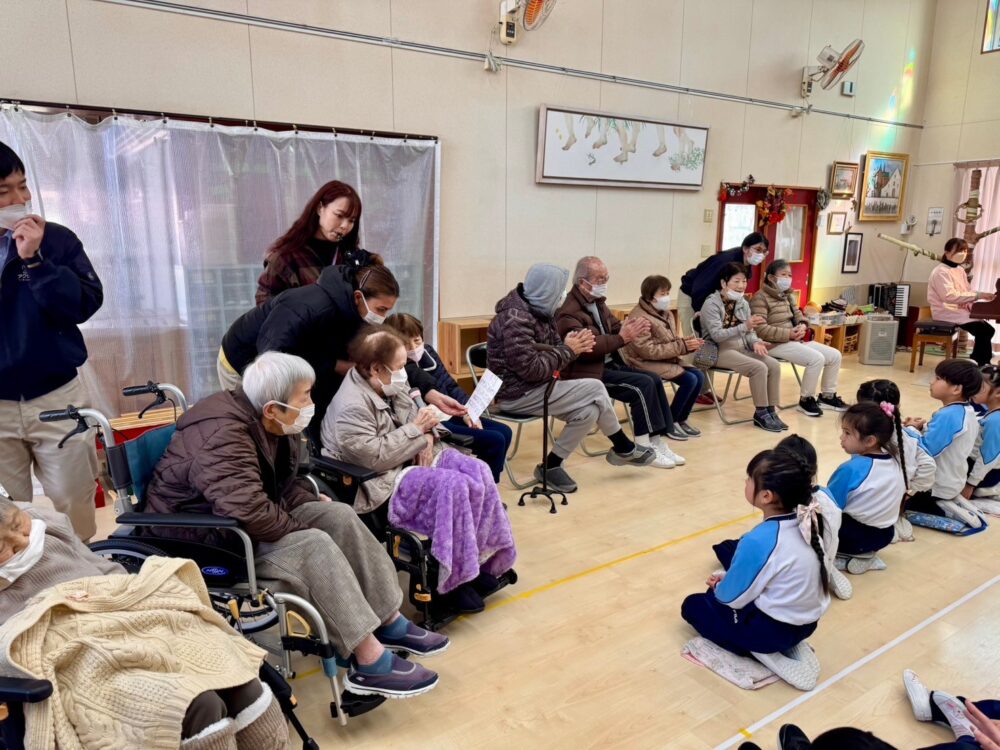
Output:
[842,232,863,273]
[535,105,709,190]
[827,211,847,234]
[829,161,859,197]
[858,151,910,222]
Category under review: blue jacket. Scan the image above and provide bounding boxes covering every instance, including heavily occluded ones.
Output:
[0,223,103,401]
[412,344,469,405]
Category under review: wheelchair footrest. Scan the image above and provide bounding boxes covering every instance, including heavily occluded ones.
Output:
[281,635,338,661]
[332,691,386,718]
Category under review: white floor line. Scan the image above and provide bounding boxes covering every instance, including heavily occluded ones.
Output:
[714,571,1000,750]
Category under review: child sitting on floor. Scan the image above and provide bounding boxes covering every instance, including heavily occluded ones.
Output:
[856,379,936,542]
[962,364,1000,515]
[385,313,513,483]
[681,443,830,660]
[826,402,907,574]
[906,359,985,529]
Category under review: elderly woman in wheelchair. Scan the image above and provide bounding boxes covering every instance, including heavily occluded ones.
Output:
[0,500,287,750]
[320,326,518,616]
[143,351,447,700]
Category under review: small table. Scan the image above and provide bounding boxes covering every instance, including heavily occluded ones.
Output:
[809,323,845,351]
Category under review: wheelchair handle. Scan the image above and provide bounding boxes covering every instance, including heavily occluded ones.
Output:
[39,407,78,423]
[39,406,117,448]
[122,381,189,413]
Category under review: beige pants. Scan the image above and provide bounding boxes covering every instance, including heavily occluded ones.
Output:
[767,341,842,399]
[217,348,242,391]
[0,377,99,540]
[715,340,781,407]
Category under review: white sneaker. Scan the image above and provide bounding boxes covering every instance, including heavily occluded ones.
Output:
[846,553,877,575]
[933,691,976,739]
[893,516,914,542]
[971,498,1000,516]
[649,451,676,469]
[657,444,686,466]
[903,669,932,722]
[955,497,988,526]
[937,500,983,529]
[829,567,853,600]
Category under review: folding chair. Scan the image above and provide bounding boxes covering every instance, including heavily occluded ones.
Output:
[731,357,802,410]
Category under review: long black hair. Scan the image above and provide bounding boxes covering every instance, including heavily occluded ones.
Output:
[746,444,829,594]
[855,380,908,490]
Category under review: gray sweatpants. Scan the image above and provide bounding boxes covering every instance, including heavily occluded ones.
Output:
[497,379,621,459]
[254,501,402,655]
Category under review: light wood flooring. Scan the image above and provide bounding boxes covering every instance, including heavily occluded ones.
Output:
[89,352,1000,749]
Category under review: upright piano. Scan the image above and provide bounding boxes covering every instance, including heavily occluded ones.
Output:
[970,278,1000,320]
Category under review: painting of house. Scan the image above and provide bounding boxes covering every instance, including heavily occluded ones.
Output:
[859,151,909,221]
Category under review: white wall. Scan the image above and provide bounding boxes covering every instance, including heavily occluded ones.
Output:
[0,0,941,316]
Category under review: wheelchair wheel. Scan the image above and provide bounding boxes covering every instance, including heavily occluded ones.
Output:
[209,593,279,635]
[88,538,166,574]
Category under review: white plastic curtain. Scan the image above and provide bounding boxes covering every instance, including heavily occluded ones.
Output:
[954,164,1000,340]
[0,107,439,416]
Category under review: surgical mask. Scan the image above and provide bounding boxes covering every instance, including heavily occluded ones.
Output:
[0,519,46,587]
[360,296,386,325]
[588,282,608,298]
[654,294,671,311]
[726,289,744,302]
[748,252,766,266]
[0,201,32,231]
[407,345,426,363]
[267,401,315,435]
[381,367,410,397]
[775,277,792,292]
[952,251,968,264]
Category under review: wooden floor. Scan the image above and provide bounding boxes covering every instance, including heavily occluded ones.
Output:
[92,352,1000,749]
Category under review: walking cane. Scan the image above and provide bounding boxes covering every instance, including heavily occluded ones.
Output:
[519,370,568,514]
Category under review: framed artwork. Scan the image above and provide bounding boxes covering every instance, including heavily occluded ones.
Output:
[859,151,910,222]
[829,161,859,197]
[842,232,863,273]
[827,211,847,234]
[535,105,709,190]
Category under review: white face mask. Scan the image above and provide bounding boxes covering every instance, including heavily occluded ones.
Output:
[360,296,386,325]
[267,401,315,435]
[654,294,671,311]
[952,251,968,264]
[407,345,426,363]
[748,252,766,266]
[775,277,792,292]
[381,367,410,397]
[587,281,608,299]
[0,518,46,587]
[726,289,744,302]
[0,201,32,231]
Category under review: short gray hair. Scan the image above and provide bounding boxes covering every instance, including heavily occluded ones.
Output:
[242,352,315,412]
[573,256,604,283]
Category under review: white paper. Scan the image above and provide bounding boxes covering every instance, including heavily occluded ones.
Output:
[465,369,503,424]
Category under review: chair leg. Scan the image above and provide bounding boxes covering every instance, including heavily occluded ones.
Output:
[918,341,926,366]
[777,361,802,411]
[705,371,753,425]
[501,422,539,490]
[909,340,918,372]
[732,373,752,401]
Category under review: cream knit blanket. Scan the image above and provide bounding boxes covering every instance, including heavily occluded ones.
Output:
[0,556,265,750]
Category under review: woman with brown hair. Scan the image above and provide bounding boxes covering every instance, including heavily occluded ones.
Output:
[255,180,381,305]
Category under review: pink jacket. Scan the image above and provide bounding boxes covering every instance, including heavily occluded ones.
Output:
[927,263,977,324]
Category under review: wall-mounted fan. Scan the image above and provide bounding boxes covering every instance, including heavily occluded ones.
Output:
[801,39,865,98]
[497,0,558,45]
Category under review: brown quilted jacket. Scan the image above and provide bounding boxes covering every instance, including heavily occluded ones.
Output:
[621,298,687,380]
[554,285,625,380]
[144,388,315,546]
[749,281,806,344]
[488,285,577,402]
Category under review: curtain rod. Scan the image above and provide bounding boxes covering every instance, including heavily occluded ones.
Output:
[0,98,438,142]
[95,0,924,132]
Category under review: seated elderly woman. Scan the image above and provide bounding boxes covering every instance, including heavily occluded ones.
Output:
[145,351,446,700]
[0,501,287,749]
[320,326,517,615]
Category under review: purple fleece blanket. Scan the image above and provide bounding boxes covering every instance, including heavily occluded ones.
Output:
[388,449,517,593]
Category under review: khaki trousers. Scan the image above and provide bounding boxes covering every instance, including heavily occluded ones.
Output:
[0,377,98,540]
[715,340,781,408]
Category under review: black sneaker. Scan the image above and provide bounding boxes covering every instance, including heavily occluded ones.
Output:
[818,393,848,411]
[797,397,823,417]
[777,724,811,750]
[678,421,701,437]
[533,464,577,493]
[664,425,689,441]
[753,413,782,432]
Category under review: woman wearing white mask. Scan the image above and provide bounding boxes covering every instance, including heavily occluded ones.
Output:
[621,275,708,437]
[701,263,785,432]
[928,237,996,366]
[750,259,847,418]
[147,351,449,699]
[322,327,517,616]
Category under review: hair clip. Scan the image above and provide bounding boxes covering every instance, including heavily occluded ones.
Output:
[879,401,895,418]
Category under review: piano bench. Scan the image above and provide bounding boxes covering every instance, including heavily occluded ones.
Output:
[909,327,959,372]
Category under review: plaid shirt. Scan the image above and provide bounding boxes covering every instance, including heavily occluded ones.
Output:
[255,239,377,305]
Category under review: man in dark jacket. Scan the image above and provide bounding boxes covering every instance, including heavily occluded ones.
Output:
[0,141,103,540]
[678,231,769,334]
[487,263,655,494]
[146,351,448,699]
[555,257,686,468]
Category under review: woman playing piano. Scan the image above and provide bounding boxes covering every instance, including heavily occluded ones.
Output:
[927,238,996,366]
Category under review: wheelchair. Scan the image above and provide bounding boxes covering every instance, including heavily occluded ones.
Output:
[0,382,379,750]
[308,429,518,633]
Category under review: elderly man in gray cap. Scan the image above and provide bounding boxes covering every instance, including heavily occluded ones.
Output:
[487,263,655,493]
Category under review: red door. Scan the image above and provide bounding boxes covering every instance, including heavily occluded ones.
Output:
[716,185,818,309]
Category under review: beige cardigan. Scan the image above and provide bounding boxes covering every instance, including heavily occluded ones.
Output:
[0,556,264,750]
[621,298,688,380]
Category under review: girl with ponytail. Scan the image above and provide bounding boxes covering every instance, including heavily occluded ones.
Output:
[826,402,907,574]
[681,443,830,658]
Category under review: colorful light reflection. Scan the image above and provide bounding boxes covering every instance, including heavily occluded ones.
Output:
[872,47,917,150]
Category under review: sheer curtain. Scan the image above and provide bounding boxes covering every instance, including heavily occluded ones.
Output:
[0,107,439,415]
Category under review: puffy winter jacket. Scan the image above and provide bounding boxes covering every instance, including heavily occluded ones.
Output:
[749,281,805,343]
[554,285,625,380]
[144,388,316,546]
[621,298,688,380]
[487,285,576,402]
